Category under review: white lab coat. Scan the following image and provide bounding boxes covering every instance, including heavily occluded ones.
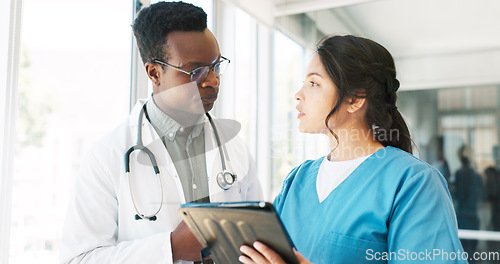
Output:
[61,100,263,264]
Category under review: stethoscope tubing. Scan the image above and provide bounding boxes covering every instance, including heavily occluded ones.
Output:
[125,103,163,220]
[125,101,236,220]
[205,112,227,171]
[124,103,159,174]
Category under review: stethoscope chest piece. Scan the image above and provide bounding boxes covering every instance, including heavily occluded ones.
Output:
[217,171,237,190]
[206,113,237,191]
[127,103,238,221]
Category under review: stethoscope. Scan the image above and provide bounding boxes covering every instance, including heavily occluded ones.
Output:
[124,102,237,221]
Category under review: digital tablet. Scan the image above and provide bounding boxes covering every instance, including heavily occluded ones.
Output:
[179,201,298,264]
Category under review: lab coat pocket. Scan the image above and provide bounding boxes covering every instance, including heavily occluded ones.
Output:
[210,179,244,202]
[236,180,250,200]
[322,232,387,264]
[225,180,245,201]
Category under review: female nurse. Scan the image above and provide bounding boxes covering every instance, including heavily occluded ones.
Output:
[239,35,466,264]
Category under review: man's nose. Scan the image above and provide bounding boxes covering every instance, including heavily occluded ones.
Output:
[201,68,219,88]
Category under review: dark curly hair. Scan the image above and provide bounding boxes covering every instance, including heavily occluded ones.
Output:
[316,35,412,154]
[132,1,207,64]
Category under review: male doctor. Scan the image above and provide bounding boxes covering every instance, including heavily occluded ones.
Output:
[60,2,262,263]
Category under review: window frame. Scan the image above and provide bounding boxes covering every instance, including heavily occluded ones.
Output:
[1,0,23,262]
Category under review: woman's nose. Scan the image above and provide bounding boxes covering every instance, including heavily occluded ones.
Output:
[295,89,303,101]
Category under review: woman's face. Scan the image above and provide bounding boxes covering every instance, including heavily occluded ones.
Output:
[295,54,348,134]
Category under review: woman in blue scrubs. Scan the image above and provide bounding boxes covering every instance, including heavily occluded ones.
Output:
[240,35,466,263]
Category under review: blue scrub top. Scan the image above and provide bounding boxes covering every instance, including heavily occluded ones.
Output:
[274,147,466,263]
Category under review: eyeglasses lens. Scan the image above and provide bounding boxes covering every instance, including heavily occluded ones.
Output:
[191,60,229,83]
[191,67,209,83]
[216,60,229,77]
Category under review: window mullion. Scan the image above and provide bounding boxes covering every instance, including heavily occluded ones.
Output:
[1,0,23,263]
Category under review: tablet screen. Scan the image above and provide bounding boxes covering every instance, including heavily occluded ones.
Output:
[179,201,298,264]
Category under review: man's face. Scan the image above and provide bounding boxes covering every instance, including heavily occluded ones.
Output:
[153,29,221,116]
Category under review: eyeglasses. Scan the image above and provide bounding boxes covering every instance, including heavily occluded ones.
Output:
[153,56,230,84]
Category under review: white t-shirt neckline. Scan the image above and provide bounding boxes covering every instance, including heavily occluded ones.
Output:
[316,154,371,203]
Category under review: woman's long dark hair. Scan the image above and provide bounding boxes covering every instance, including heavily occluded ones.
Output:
[316,35,412,154]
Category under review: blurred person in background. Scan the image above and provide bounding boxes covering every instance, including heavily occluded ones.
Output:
[485,166,500,252]
[455,144,484,261]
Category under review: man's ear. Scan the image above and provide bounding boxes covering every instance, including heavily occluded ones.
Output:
[347,97,366,114]
[145,62,162,86]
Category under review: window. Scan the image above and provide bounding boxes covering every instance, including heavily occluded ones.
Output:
[398,85,500,254]
[232,8,258,153]
[9,0,132,262]
[210,1,274,199]
[270,30,329,197]
[270,31,303,196]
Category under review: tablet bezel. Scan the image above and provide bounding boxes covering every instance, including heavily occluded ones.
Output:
[179,201,298,264]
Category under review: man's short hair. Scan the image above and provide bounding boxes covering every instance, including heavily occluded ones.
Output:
[132,1,207,64]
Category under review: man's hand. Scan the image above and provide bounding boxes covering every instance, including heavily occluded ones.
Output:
[171,220,203,261]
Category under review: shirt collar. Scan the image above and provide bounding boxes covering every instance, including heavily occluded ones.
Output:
[146,97,204,141]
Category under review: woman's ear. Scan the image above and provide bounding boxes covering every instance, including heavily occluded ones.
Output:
[347,98,366,114]
[145,62,162,86]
